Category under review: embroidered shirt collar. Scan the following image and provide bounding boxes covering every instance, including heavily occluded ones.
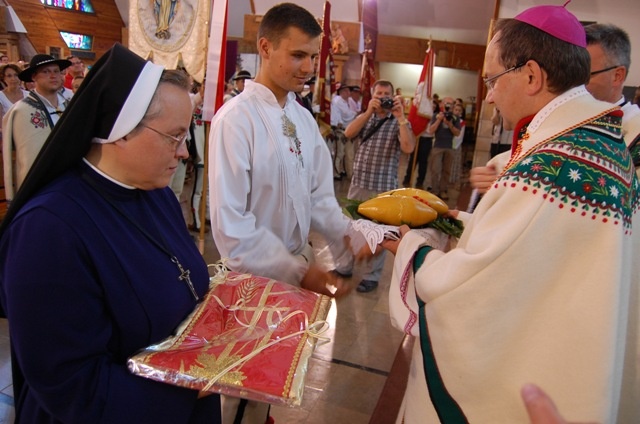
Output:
[32,89,66,112]
[245,80,295,109]
[527,85,589,134]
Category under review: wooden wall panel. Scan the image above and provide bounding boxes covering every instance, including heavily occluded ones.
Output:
[242,14,486,72]
[242,15,360,55]
[6,0,123,65]
[376,34,485,71]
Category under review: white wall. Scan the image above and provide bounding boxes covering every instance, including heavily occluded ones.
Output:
[252,0,359,21]
[379,62,479,103]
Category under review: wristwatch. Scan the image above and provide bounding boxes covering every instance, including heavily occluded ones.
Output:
[398,119,409,126]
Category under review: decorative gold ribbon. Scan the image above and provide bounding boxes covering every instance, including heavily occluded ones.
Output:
[198,263,331,392]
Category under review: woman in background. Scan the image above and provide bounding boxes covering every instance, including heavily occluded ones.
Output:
[0,63,28,135]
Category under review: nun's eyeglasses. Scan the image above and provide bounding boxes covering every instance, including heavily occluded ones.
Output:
[143,125,190,151]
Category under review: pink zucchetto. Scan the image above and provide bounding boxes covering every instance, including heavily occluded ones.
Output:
[514,0,587,48]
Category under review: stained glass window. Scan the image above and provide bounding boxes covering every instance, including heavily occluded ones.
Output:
[60,31,93,50]
[41,0,94,13]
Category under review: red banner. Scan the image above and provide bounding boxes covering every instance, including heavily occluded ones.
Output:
[359,0,378,111]
[314,1,335,128]
[407,47,436,136]
[202,0,228,122]
[359,50,376,113]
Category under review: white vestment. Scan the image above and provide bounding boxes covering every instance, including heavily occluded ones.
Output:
[209,81,350,285]
[390,88,640,423]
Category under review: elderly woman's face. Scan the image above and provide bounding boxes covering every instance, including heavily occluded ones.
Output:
[115,83,192,190]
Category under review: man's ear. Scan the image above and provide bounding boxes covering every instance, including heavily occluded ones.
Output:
[257,37,270,59]
[523,60,545,96]
[613,66,627,87]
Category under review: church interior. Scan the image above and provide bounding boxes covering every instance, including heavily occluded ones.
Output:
[0,0,638,422]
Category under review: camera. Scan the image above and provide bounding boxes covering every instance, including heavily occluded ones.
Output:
[444,104,454,121]
[380,97,395,110]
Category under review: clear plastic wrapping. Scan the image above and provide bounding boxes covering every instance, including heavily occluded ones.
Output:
[128,268,332,406]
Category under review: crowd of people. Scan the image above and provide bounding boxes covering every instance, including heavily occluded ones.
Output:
[0,1,638,423]
[1,53,86,206]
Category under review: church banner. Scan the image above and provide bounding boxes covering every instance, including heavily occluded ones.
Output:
[201,0,228,122]
[314,0,335,134]
[129,0,209,82]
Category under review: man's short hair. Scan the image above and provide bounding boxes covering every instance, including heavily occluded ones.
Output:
[585,24,631,77]
[494,19,590,94]
[258,3,322,48]
[372,80,394,95]
[66,55,78,61]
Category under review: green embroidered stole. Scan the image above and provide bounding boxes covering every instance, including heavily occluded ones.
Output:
[414,246,468,423]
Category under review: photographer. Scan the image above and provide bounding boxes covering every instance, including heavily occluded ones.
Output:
[343,79,415,293]
[426,97,461,200]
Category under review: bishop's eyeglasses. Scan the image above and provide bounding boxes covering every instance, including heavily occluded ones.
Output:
[483,62,526,91]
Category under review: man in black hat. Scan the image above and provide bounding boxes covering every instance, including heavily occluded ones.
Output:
[296,75,315,116]
[0,44,221,423]
[223,69,252,102]
[2,54,70,202]
[348,85,362,113]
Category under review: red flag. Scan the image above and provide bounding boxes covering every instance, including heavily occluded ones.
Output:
[359,49,376,113]
[359,0,378,112]
[202,0,228,122]
[314,1,334,130]
[407,47,435,136]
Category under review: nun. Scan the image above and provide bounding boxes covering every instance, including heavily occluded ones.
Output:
[0,44,221,423]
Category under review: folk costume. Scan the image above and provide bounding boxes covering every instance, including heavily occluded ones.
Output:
[189,92,208,231]
[389,88,640,423]
[390,3,639,422]
[619,98,640,177]
[2,90,68,200]
[0,88,28,117]
[0,44,221,423]
[330,89,357,179]
[209,80,350,286]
